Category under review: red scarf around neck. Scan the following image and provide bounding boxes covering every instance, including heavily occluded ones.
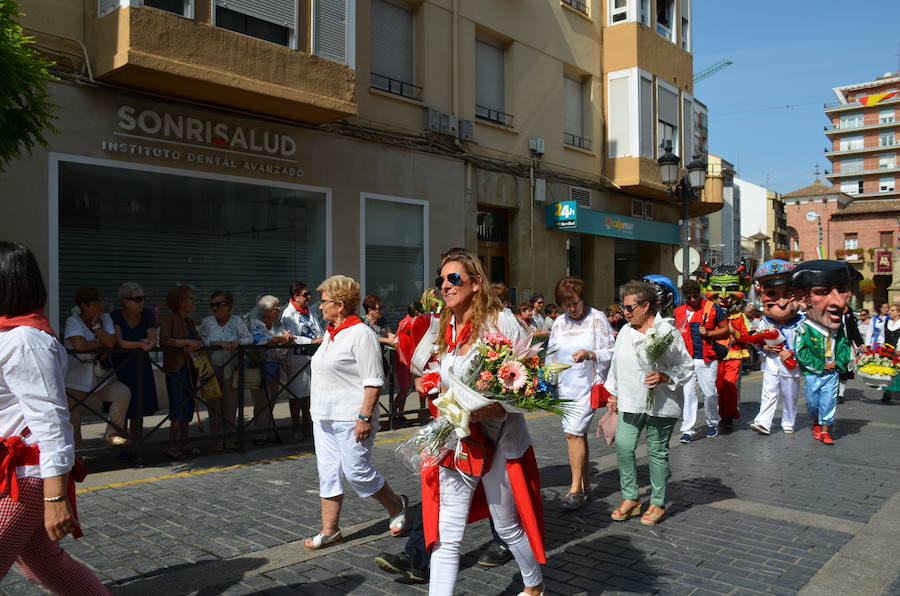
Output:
[327,314,362,339]
[445,318,473,352]
[290,298,309,316]
[0,311,56,337]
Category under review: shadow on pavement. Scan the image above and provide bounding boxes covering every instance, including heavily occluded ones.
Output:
[666,476,737,519]
[247,574,366,595]
[833,418,869,438]
[108,557,268,596]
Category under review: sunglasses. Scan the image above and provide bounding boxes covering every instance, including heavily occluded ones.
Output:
[210,301,228,308]
[296,291,311,298]
[435,272,466,289]
[124,296,145,303]
[622,301,646,313]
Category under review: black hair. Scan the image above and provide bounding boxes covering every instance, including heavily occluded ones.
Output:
[0,242,48,317]
[529,293,544,306]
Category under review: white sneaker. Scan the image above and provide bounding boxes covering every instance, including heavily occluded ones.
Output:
[750,423,770,435]
[783,428,795,434]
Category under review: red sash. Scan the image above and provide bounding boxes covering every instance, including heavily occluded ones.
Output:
[0,436,87,539]
[422,445,546,564]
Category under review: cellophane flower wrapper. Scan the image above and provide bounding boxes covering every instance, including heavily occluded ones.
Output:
[394,416,458,473]
[636,329,676,409]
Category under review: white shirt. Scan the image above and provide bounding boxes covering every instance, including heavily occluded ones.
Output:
[439,310,532,460]
[547,307,615,400]
[605,313,694,418]
[868,314,890,345]
[758,315,803,378]
[0,327,75,479]
[199,314,253,372]
[310,321,383,422]
[857,319,872,345]
[63,313,115,391]
[280,304,324,345]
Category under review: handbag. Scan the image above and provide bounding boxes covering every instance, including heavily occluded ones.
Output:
[595,408,618,446]
[589,313,609,408]
[190,351,223,399]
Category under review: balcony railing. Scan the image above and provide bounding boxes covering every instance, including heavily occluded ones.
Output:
[475,104,513,126]
[826,119,897,133]
[828,165,900,179]
[564,133,593,151]
[370,73,423,101]
[826,140,900,155]
[561,0,588,14]
[825,96,900,110]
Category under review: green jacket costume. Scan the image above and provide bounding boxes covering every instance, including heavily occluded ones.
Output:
[794,320,852,375]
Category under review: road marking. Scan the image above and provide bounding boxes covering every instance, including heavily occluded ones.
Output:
[708,499,864,534]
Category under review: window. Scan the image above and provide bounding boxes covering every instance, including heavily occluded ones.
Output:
[693,103,708,157]
[657,83,679,156]
[881,132,896,147]
[475,38,510,125]
[56,159,328,327]
[610,0,628,23]
[631,199,653,219]
[639,0,650,25]
[879,154,897,169]
[314,0,355,67]
[608,72,632,158]
[99,0,192,18]
[680,0,691,51]
[840,179,863,194]
[840,135,864,151]
[145,0,189,16]
[881,176,896,192]
[842,157,863,173]
[561,0,588,15]
[564,76,590,150]
[216,6,291,47]
[363,195,426,326]
[844,234,858,251]
[839,112,863,130]
[880,109,896,124]
[880,231,894,248]
[370,0,418,99]
[656,0,674,41]
[682,95,693,158]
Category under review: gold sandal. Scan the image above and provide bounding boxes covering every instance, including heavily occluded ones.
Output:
[641,506,666,525]
[610,500,641,521]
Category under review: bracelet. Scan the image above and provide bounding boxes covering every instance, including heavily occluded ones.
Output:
[43,495,66,503]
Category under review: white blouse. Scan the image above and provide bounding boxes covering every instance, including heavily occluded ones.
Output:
[63,313,115,392]
[0,326,75,479]
[310,321,383,422]
[547,307,615,400]
[605,313,694,418]
[439,310,532,460]
[199,314,254,372]
[281,304,324,345]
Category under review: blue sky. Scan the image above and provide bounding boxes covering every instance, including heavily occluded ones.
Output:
[693,1,899,193]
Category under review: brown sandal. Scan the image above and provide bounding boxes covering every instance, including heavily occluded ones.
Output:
[610,500,641,521]
[641,506,666,525]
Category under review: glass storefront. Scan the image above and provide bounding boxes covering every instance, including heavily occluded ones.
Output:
[57,160,328,322]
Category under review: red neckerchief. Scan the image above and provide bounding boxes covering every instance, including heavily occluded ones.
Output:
[327,314,362,339]
[0,311,56,337]
[445,318,473,353]
[290,298,309,315]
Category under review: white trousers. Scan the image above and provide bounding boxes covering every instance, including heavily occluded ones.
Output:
[680,359,719,435]
[754,373,799,432]
[313,420,384,499]
[429,458,543,596]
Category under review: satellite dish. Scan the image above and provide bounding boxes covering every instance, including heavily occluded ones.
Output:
[806,210,820,222]
[674,247,701,274]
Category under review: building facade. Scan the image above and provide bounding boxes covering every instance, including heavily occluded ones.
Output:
[5,0,721,328]
[825,72,899,200]
[735,177,787,263]
[705,154,740,265]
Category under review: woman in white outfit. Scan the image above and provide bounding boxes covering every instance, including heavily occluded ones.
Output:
[280,282,323,439]
[547,276,614,511]
[305,275,408,550]
[429,251,545,596]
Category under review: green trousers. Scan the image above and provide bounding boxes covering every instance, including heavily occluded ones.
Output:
[614,412,678,507]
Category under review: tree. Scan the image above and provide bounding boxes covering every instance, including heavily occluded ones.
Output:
[0,0,56,171]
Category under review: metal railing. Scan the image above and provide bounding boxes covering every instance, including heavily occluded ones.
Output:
[370,73,423,101]
[66,343,425,465]
[561,0,588,14]
[475,104,513,126]
[564,133,593,151]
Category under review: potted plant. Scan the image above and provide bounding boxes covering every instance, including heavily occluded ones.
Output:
[835,249,847,260]
[859,279,876,294]
[773,249,789,260]
[789,250,803,263]
[846,249,863,262]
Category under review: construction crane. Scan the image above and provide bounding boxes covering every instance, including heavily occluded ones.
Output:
[694,59,733,83]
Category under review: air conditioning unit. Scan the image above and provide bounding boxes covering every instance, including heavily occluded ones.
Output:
[425,109,459,136]
[458,119,474,141]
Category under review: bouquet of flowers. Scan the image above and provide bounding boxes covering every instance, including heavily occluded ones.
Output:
[857,344,899,386]
[396,332,571,471]
[635,328,676,409]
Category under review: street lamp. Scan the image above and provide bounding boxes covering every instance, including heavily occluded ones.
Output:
[657,143,708,281]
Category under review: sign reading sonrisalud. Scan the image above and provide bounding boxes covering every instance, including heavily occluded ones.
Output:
[100,105,303,177]
[545,204,679,245]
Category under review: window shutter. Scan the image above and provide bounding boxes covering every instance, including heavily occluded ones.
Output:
[371,0,414,84]
[608,75,631,157]
[315,0,348,64]
[639,76,653,157]
[475,40,505,112]
[564,77,584,137]
[569,185,591,207]
[216,0,294,28]
[658,85,678,125]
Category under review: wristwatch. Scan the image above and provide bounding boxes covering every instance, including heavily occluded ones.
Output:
[357,414,372,423]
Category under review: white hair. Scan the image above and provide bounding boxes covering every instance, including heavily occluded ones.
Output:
[119,282,143,300]
[255,295,280,317]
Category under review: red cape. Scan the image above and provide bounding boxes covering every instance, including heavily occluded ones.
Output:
[421,445,546,564]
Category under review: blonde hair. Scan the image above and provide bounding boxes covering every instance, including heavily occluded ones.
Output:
[317,275,360,315]
[436,251,501,355]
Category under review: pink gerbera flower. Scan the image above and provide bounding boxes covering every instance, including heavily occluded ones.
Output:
[498,361,528,391]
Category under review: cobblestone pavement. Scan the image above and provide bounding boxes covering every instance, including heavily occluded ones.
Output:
[2,374,899,595]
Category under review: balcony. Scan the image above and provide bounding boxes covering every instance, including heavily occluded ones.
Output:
[825,140,900,157]
[564,133,593,151]
[825,120,898,134]
[475,105,513,127]
[826,165,900,180]
[93,5,356,123]
[824,96,900,112]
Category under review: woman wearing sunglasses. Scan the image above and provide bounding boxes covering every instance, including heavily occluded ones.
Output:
[110,282,159,448]
[428,250,545,596]
[199,290,253,450]
[281,282,323,439]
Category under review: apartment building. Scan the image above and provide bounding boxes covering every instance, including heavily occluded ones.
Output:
[736,177,787,262]
[825,72,899,199]
[4,0,720,327]
[705,154,740,265]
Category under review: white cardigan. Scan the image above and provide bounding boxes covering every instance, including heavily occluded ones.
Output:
[605,313,694,418]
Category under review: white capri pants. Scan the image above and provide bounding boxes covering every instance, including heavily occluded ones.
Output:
[754,373,800,432]
[429,456,543,596]
[680,358,719,435]
[561,392,594,436]
[313,420,384,499]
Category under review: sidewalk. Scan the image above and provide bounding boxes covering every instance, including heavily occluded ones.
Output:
[3,374,899,595]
